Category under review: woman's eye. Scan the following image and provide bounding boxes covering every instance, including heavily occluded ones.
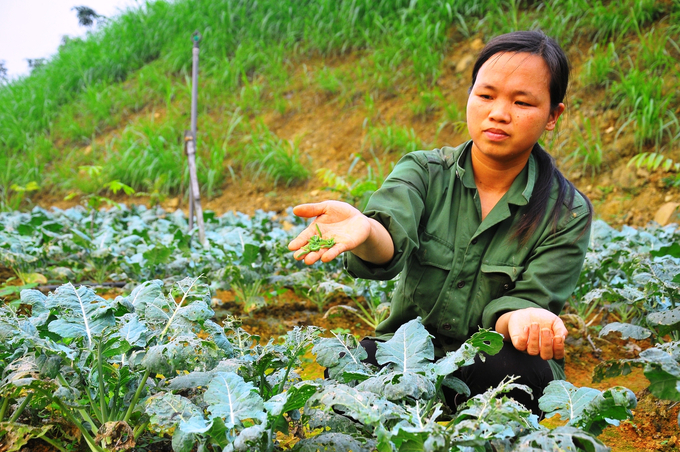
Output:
[479,94,492,100]
[516,101,532,106]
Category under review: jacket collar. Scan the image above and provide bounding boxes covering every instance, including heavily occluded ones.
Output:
[452,140,537,206]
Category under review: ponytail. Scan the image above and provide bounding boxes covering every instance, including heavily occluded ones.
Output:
[512,144,593,246]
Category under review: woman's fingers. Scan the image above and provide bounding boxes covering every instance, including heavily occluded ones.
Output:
[288,203,332,251]
[505,309,569,360]
[553,335,565,360]
[510,325,529,351]
[552,317,569,339]
[526,322,540,355]
[292,202,328,219]
[289,222,321,252]
[540,328,554,360]
[298,243,344,265]
[319,242,350,263]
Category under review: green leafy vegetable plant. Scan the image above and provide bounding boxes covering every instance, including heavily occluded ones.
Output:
[324,278,394,330]
[0,277,636,451]
[0,277,229,451]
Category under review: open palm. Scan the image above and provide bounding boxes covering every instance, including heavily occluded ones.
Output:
[288,201,372,264]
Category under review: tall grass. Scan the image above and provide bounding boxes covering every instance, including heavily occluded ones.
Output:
[0,0,475,154]
[365,123,426,156]
[0,0,677,200]
[238,122,310,187]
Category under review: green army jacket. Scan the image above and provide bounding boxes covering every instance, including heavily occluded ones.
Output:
[344,141,591,379]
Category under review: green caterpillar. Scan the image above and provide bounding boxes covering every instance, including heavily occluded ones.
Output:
[298,224,336,257]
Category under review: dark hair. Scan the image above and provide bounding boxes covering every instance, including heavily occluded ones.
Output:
[470,30,592,244]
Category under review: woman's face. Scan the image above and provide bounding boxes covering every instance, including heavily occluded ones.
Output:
[466,51,564,167]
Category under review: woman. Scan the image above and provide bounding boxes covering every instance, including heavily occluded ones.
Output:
[288,30,592,415]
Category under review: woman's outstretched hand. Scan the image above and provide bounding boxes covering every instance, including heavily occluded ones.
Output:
[288,200,394,265]
[495,307,568,360]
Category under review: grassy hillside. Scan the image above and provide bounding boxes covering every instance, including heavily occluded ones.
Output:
[1,0,679,215]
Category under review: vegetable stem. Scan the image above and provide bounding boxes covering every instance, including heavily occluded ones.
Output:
[0,396,10,422]
[123,368,150,424]
[424,376,443,418]
[9,392,33,423]
[60,372,102,425]
[41,436,69,452]
[97,340,109,423]
[133,420,149,440]
[78,409,98,433]
[54,399,105,452]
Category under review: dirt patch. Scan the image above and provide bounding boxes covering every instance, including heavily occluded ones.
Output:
[562,334,680,451]
[213,288,375,340]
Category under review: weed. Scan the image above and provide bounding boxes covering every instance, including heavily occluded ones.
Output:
[629,152,680,187]
[0,156,39,211]
[232,278,266,314]
[237,76,265,116]
[629,152,680,173]
[0,0,677,203]
[365,123,424,156]
[409,88,443,119]
[325,279,394,330]
[240,122,310,187]
[437,101,467,138]
[611,67,679,149]
[568,114,605,174]
[580,43,619,89]
[315,66,345,98]
[317,152,392,209]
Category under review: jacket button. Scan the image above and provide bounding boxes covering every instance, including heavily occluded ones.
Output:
[443,323,452,330]
[471,238,478,244]
[503,283,510,290]
[457,281,465,289]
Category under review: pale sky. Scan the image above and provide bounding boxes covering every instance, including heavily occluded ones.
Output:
[0,0,141,80]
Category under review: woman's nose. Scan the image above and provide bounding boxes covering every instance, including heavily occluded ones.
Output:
[488,100,511,123]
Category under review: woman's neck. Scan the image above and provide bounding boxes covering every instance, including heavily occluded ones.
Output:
[471,148,530,194]
[470,147,531,220]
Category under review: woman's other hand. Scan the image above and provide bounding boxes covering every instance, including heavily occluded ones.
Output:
[288,201,393,265]
[495,307,568,360]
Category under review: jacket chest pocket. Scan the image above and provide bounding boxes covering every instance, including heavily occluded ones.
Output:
[480,264,523,300]
[403,235,454,316]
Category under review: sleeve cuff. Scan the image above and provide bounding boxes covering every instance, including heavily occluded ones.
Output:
[344,210,411,281]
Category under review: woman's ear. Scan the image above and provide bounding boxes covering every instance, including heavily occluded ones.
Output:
[545,103,566,131]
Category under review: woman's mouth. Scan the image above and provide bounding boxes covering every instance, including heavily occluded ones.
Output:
[483,128,510,141]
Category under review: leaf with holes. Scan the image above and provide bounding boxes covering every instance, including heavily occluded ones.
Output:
[514,426,609,452]
[639,347,680,401]
[434,329,503,376]
[204,372,266,428]
[648,307,680,329]
[312,334,370,382]
[599,322,652,340]
[142,334,223,374]
[539,380,636,435]
[145,392,204,434]
[44,284,115,346]
[375,318,433,373]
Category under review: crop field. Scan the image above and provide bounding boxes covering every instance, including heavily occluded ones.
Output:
[0,206,678,451]
[1,0,680,451]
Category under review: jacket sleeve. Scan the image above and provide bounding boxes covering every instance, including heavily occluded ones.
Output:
[481,198,592,328]
[344,152,430,280]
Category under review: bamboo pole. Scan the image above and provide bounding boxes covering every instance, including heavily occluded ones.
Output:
[187,31,206,245]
